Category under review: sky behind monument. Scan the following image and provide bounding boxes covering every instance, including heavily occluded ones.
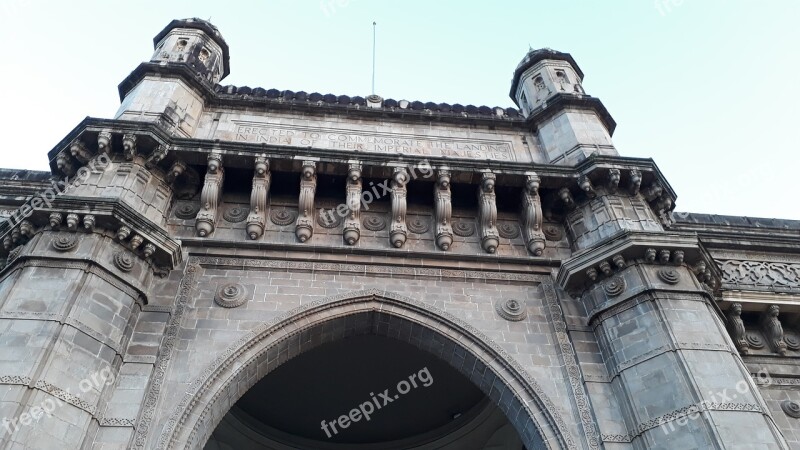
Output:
[0,0,797,219]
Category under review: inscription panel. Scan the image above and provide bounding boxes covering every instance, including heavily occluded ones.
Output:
[222,120,519,161]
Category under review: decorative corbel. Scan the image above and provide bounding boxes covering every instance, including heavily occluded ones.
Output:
[434,169,453,251]
[558,187,575,210]
[607,169,620,194]
[761,305,788,356]
[166,161,187,184]
[145,144,168,169]
[56,151,75,176]
[726,303,749,355]
[70,141,92,164]
[195,153,224,237]
[520,173,545,256]
[578,175,596,199]
[246,155,271,240]
[478,172,499,254]
[343,162,362,245]
[97,131,112,154]
[642,182,664,202]
[122,134,137,161]
[295,161,317,242]
[629,169,642,196]
[390,167,409,248]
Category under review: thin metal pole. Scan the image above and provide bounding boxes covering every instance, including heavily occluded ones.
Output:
[372,21,376,95]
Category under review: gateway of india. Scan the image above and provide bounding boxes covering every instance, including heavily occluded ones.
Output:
[1,18,799,450]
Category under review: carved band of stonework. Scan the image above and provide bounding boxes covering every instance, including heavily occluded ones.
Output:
[726,303,750,355]
[122,134,137,161]
[478,172,499,254]
[761,304,788,356]
[720,260,800,289]
[246,155,271,240]
[389,167,409,248]
[434,169,453,251]
[343,163,362,245]
[295,161,317,243]
[195,153,224,237]
[520,173,546,256]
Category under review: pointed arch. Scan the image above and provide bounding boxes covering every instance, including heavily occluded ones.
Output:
[157,289,575,449]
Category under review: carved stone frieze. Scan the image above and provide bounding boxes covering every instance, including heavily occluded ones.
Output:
[295,161,317,242]
[196,153,224,237]
[477,172,499,253]
[720,260,800,289]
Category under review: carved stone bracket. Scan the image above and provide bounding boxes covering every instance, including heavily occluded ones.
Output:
[122,134,137,161]
[434,169,453,251]
[390,167,409,248]
[478,172,499,253]
[521,173,546,256]
[246,155,271,240]
[343,163,362,245]
[70,141,93,163]
[760,305,788,356]
[295,161,317,243]
[607,169,620,194]
[726,303,749,355]
[196,153,224,237]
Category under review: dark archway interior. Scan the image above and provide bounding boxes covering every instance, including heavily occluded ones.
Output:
[205,329,527,449]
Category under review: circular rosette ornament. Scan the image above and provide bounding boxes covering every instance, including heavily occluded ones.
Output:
[362,215,387,231]
[270,209,297,226]
[407,216,430,234]
[223,206,249,223]
[782,400,800,419]
[745,333,765,349]
[174,202,200,220]
[317,209,342,228]
[657,267,681,285]
[603,276,626,297]
[452,220,475,237]
[497,223,520,239]
[113,251,135,272]
[51,235,78,252]
[215,283,249,308]
[495,299,527,321]
[543,224,564,241]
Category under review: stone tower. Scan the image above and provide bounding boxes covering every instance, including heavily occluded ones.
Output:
[0,18,798,450]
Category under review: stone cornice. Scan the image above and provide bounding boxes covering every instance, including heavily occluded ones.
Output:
[524,93,617,135]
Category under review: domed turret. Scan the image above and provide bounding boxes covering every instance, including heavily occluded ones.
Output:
[151,18,230,84]
[509,48,617,165]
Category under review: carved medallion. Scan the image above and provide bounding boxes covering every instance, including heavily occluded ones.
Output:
[452,220,475,237]
[362,215,387,231]
[657,267,681,285]
[51,235,78,252]
[543,223,563,241]
[781,400,800,418]
[317,209,342,228]
[223,206,249,223]
[498,223,520,239]
[270,209,297,226]
[113,251,135,272]
[215,283,248,308]
[407,216,430,234]
[603,276,626,297]
[495,298,527,321]
[785,333,800,351]
[746,333,765,349]
[174,202,200,220]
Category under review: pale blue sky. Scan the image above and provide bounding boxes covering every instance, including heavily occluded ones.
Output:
[1,0,797,219]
